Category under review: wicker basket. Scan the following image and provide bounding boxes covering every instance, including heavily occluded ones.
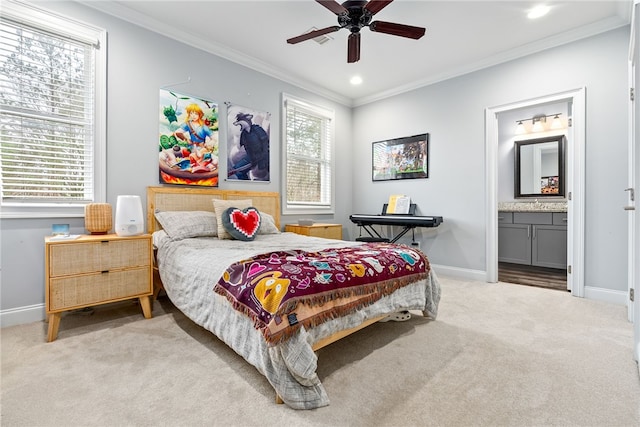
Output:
[84,203,113,235]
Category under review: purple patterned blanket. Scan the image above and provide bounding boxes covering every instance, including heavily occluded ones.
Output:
[213,242,430,345]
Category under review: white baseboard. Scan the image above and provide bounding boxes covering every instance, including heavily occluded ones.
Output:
[0,275,627,328]
[431,264,487,282]
[583,286,628,306]
[431,264,628,307]
[0,303,45,328]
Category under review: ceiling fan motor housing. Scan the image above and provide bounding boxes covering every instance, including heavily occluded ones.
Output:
[338,0,373,33]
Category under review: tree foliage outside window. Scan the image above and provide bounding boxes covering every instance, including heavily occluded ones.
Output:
[282,94,334,214]
[0,1,105,217]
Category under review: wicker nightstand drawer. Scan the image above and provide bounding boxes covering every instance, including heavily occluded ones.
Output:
[49,238,150,276]
[44,234,153,342]
[49,267,151,311]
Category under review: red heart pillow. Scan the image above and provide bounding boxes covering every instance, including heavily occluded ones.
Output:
[221,207,261,241]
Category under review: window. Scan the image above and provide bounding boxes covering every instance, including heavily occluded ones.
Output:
[0,1,106,218]
[282,93,335,215]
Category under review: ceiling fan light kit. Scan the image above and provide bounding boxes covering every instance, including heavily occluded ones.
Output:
[287,0,426,63]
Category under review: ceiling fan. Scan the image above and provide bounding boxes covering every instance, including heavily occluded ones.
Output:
[286,0,426,63]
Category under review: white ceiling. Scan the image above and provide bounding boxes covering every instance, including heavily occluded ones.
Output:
[84,1,631,106]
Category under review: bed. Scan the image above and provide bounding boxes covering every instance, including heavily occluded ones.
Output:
[147,186,441,409]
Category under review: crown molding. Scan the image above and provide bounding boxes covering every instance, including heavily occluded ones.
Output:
[353,14,630,106]
[77,1,353,107]
[78,1,630,109]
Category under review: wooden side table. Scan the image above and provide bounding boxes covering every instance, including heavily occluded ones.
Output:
[44,234,153,342]
[284,223,342,240]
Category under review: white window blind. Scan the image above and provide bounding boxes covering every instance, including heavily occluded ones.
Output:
[282,94,334,214]
[0,1,105,217]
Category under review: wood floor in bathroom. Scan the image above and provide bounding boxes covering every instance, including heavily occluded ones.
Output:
[498,262,568,292]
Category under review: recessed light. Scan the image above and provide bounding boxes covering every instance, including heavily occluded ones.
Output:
[350,76,363,85]
[527,4,551,19]
[528,4,550,19]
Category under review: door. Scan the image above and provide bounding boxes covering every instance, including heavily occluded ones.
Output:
[629,0,639,370]
[498,224,532,265]
[532,225,568,270]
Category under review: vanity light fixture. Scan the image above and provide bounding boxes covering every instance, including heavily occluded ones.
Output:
[531,115,546,132]
[514,113,562,134]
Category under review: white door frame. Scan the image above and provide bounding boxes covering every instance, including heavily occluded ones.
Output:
[629,0,639,369]
[485,88,586,297]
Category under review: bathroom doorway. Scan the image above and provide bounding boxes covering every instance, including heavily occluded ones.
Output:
[497,102,570,291]
[485,88,586,297]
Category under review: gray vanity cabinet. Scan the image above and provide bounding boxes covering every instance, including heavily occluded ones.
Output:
[498,212,567,269]
[498,223,532,265]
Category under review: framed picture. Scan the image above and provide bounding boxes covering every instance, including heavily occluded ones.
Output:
[372,133,429,181]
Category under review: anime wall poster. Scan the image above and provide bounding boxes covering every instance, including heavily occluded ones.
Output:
[226,103,271,182]
[158,89,219,186]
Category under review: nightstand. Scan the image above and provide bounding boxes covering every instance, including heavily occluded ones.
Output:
[284,223,342,240]
[44,234,153,342]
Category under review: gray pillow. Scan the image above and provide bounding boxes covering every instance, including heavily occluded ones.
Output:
[213,199,253,239]
[221,207,261,241]
[154,210,217,240]
[257,212,281,234]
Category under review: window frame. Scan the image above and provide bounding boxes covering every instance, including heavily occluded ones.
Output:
[0,0,106,219]
[281,93,335,215]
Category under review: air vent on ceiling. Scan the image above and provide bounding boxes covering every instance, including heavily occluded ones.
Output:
[307,27,333,45]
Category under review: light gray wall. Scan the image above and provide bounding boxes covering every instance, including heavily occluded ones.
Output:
[0,2,353,318]
[0,3,630,324]
[351,26,629,292]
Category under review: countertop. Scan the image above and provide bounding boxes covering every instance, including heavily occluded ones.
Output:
[498,201,567,212]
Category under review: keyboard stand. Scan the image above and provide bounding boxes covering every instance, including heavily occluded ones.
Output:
[355,222,414,244]
[355,225,390,243]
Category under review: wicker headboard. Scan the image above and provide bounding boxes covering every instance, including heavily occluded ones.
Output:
[146,186,281,233]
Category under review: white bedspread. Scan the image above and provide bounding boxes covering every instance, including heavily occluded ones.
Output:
[154,231,441,409]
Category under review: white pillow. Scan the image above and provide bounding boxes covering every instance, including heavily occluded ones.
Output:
[154,210,217,240]
[212,199,253,239]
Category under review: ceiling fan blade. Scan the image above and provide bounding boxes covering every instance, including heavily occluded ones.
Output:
[369,20,426,39]
[287,26,341,44]
[347,32,361,63]
[316,0,348,15]
[364,0,394,15]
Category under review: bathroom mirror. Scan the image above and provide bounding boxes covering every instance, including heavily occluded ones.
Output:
[514,135,565,198]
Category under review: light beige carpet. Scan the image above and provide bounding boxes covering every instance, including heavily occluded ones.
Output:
[2,276,639,427]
